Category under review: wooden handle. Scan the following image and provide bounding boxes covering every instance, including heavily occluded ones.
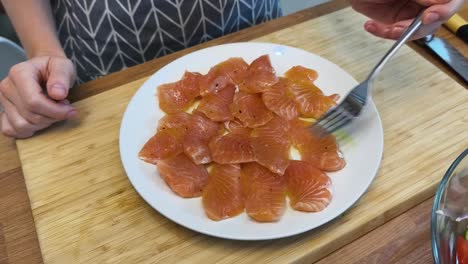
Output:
[444,13,468,43]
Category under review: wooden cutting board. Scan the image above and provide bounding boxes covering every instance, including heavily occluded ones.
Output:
[16,7,467,263]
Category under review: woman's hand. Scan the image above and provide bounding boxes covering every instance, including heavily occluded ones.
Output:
[350,0,466,40]
[0,56,77,138]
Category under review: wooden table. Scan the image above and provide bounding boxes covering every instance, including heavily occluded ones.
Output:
[0,1,466,263]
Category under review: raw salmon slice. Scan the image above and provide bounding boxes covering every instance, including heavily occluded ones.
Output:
[285,160,332,212]
[199,58,248,95]
[197,83,236,122]
[157,153,209,198]
[157,112,193,139]
[158,71,202,114]
[287,81,338,119]
[284,65,318,85]
[230,91,273,128]
[262,78,300,120]
[202,164,244,221]
[251,136,290,175]
[251,116,291,174]
[251,115,290,138]
[183,111,222,164]
[224,119,249,134]
[289,119,345,171]
[209,130,255,164]
[241,162,286,222]
[139,130,182,164]
[239,55,278,93]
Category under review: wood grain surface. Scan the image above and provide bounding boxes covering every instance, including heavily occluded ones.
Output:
[316,198,434,264]
[0,134,43,264]
[15,7,468,263]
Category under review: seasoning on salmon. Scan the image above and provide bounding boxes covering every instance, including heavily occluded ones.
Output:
[289,119,345,171]
[239,55,278,93]
[262,78,301,120]
[287,81,338,119]
[183,111,222,164]
[139,130,182,164]
[197,83,236,122]
[199,57,249,95]
[241,162,286,222]
[285,160,332,212]
[158,71,202,114]
[209,129,255,164]
[251,116,291,174]
[202,164,244,221]
[284,65,318,85]
[157,153,209,198]
[230,91,273,128]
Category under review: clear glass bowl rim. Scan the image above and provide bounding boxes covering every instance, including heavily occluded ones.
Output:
[431,148,468,263]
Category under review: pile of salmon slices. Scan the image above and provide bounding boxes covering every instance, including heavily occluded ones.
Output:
[139,55,345,222]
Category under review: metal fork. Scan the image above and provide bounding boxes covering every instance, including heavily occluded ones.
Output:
[311,12,425,137]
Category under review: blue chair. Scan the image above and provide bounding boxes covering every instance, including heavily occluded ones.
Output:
[0,37,25,112]
[0,36,26,80]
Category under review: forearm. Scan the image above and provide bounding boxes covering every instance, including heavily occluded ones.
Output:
[1,0,64,58]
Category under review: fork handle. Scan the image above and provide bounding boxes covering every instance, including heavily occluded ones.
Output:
[367,11,425,82]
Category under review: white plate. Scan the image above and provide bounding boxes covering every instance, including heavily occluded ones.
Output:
[119,42,383,240]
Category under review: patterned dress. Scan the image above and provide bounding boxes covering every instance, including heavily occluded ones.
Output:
[51,0,282,83]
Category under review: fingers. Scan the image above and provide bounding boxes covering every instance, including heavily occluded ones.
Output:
[413,0,451,6]
[364,0,464,40]
[8,62,76,120]
[46,57,76,100]
[0,113,16,138]
[422,0,465,24]
[0,78,57,125]
[364,19,441,40]
[0,92,50,138]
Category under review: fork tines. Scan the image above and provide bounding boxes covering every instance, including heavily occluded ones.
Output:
[310,92,366,137]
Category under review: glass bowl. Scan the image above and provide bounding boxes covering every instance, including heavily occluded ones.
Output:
[432,149,468,264]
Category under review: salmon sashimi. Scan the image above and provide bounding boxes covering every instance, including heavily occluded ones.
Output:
[251,136,290,175]
[143,56,348,222]
[199,74,232,96]
[202,164,244,221]
[230,91,273,128]
[215,57,249,84]
[183,111,223,164]
[158,71,202,113]
[284,66,318,85]
[241,162,286,222]
[139,130,182,164]
[287,81,338,119]
[209,130,255,164]
[197,83,236,122]
[262,78,300,120]
[157,153,209,198]
[285,161,332,212]
[224,119,249,134]
[239,55,278,93]
[199,58,248,95]
[251,115,290,138]
[289,119,345,171]
[251,116,291,174]
[157,112,193,139]
[139,112,193,164]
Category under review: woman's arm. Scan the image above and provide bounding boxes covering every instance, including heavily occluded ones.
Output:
[1,0,64,58]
